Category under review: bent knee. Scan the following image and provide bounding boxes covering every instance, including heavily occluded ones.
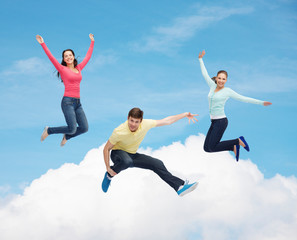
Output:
[122,160,133,168]
[67,125,77,135]
[81,125,88,133]
[204,145,213,153]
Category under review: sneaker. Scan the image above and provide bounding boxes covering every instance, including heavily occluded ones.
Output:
[102,172,112,193]
[60,134,67,147]
[177,180,198,196]
[40,126,49,142]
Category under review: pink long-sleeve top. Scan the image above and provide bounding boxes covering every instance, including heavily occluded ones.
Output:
[40,41,94,98]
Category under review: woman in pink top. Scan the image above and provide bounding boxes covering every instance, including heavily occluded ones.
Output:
[36,34,94,146]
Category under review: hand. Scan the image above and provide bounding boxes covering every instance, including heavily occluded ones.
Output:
[263,101,272,106]
[107,167,117,177]
[89,33,94,41]
[198,50,205,59]
[36,35,44,44]
[186,112,198,124]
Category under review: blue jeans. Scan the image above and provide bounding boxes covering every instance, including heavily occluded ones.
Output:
[110,150,185,192]
[204,118,239,152]
[47,97,88,140]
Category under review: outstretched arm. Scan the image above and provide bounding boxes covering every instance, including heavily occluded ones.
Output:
[78,33,95,70]
[229,88,272,106]
[36,35,63,72]
[103,140,117,177]
[198,50,216,88]
[155,112,198,127]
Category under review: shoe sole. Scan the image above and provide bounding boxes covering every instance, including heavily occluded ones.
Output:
[102,172,111,193]
[178,182,198,196]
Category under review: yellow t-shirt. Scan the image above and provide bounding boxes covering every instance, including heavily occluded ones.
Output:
[109,119,157,154]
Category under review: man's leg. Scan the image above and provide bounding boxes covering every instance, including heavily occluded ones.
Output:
[102,150,133,193]
[110,150,134,175]
[132,153,184,192]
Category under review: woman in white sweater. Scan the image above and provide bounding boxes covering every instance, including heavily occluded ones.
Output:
[198,50,272,161]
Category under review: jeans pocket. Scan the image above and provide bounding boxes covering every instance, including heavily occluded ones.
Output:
[62,97,74,106]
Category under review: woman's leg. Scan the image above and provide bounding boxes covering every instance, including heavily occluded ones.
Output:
[204,121,214,152]
[47,97,77,136]
[65,99,88,140]
[204,118,239,152]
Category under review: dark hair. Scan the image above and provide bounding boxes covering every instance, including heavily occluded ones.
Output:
[57,49,78,80]
[128,107,143,120]
[212,70,228,84]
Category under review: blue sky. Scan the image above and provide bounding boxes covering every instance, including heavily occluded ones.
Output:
[0,0,296,199]
[0,1,297,239]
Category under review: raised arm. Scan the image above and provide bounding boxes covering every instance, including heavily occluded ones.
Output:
[36,35,63,72]
[103,140,117,177]
[77,33,95,70]
[198,50,216,88]
[155,112,198,127]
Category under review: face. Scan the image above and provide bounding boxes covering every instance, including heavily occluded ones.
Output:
[63,51,75,65]
[128,117,142,132]
[216,73,227,88]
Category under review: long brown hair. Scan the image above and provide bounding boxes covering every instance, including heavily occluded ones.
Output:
[57,49,78,81]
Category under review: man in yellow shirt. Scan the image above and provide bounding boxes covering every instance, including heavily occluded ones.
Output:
[102,107,199,196]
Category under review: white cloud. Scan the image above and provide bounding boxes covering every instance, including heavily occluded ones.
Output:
[131,6,253,53]
[0,134,296,240]
[2,57,51,76]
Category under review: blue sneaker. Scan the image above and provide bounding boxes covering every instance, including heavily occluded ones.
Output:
[236,144,240,162]
[177,181,198,196]
[239,136,250,152]
[102,172,111,193]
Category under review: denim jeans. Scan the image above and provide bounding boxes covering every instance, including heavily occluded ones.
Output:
[204,117,239,152]
[47,97,88,140]
[110,150,185,192]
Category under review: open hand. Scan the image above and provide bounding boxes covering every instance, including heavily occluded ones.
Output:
[198,50,205,59]
[36,35,44,44]
[186,112,199,124]
[89,33,94,41]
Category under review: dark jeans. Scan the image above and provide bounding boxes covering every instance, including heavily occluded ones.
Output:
[204,117,239,152]
[110,150,185,192]
[47,97,88,140]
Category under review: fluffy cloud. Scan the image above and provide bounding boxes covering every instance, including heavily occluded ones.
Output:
[0,134,296,240]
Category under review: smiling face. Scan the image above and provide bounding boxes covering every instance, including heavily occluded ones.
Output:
[63,50,75,66]
[127,117,142,132]
[216,72,228,89]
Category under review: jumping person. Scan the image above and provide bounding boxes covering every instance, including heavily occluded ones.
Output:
[36,34,94,146]
[198,50,272,161]
[102,108,199,196]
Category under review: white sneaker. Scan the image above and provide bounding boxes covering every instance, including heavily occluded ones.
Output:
[60,134,67,147]
[40,126,49,142]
